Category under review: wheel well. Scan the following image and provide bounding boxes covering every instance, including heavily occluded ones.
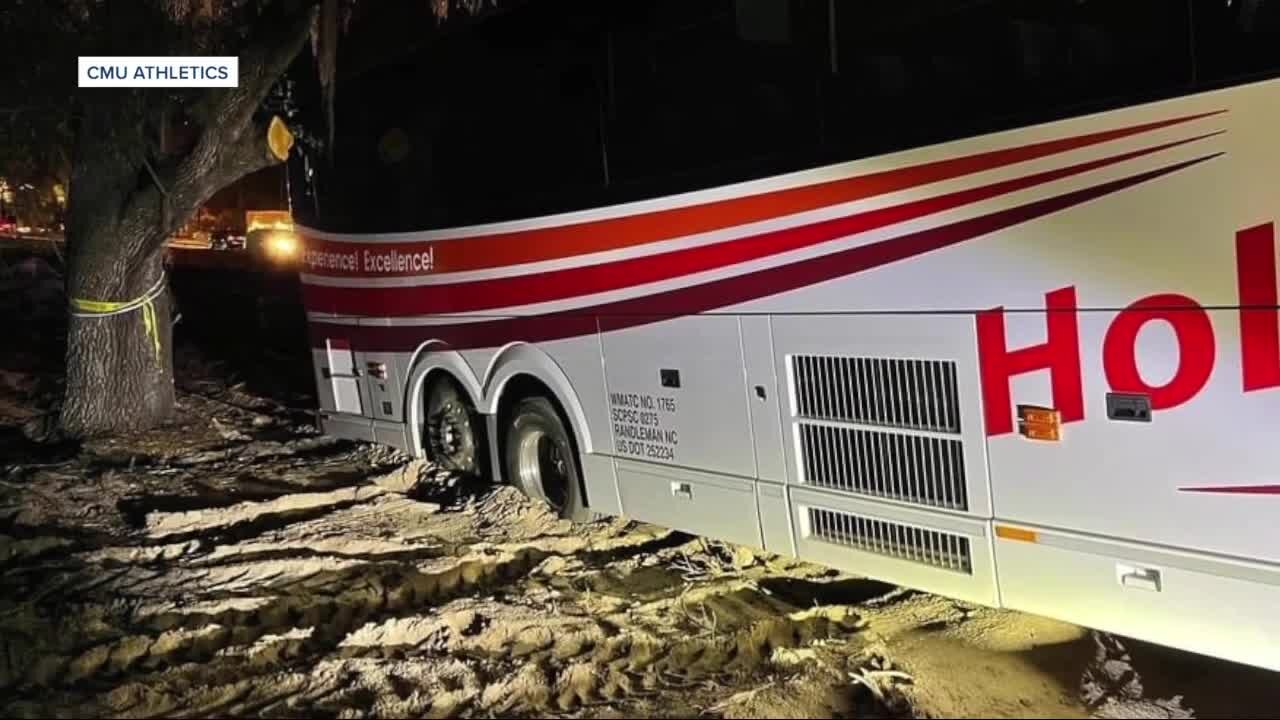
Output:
[418,368,480,436]
[419,369,486,474]
[422,369,476,409]
[495,374,586,499]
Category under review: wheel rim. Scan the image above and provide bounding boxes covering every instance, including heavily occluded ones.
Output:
[516,429,570,510]
[429,399,474,471]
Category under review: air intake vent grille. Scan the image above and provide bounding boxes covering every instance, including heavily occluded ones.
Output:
[807,506,972,574]
[792,355,961,434]
[798,423,968,511]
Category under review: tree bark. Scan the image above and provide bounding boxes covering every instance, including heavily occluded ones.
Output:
[57,83,178,437]
[60,244,174,436]
[55,4,317,437]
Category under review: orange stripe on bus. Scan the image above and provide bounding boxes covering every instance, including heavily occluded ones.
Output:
[304,110,1222,276]
[995,525,1039,543]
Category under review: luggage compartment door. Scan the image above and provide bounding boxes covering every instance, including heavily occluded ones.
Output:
[599,315,756,478]
[355,320,405,422]
[324,337,365,415]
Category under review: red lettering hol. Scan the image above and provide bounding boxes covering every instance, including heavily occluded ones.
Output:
[1103,294,1215,409]
[978,222,1276,436]
[1237,223,1280,391]
[977,287,1084,436]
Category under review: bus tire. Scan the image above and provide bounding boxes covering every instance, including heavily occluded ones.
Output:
[504,396,590,521]
[424,376,483,477]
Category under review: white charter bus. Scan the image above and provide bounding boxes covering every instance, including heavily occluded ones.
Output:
[289,0,1280,670]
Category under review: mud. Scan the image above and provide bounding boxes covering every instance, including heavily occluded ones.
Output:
[2,252,1276,718]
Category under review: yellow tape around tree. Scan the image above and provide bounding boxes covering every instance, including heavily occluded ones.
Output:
[69,274,167,365]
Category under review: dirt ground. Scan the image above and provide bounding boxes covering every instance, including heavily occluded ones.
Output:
[1,252,1276,718]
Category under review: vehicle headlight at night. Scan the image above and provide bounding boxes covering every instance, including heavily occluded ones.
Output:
[266,231,298,259]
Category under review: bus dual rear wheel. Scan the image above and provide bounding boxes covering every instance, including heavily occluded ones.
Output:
[424,378,482,477]
[504,396,590,522]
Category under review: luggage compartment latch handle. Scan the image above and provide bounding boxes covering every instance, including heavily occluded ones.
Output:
[1117,563,1162,592]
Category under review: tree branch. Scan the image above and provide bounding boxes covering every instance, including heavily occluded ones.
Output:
[175,2,318,191]
[208,116,284,190]
[119,2,318,260]
[192,2,319,152]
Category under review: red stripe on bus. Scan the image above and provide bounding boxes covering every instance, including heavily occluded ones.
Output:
[1179,484,1280,494]
[302,134,1221,316]
[308,153,1219,351]
[301,110,1224,277]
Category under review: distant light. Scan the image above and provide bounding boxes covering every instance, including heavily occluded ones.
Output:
[265,230,299,260]
[247,210,293,234]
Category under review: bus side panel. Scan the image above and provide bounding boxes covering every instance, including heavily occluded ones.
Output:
[994,526,1280,671]
[460,348,500,397]
[598,314,764,544]
[986,308,1280,564]
[310,347,341,414]
[614,458,762,549]
[791,487,998,607]
[742,315,795,555]
[309,322,375,442]
[598,315,756,478]
[767,313,999,606]
[741,315,788,485]
[769,314,993,515]
[356,318,407,425]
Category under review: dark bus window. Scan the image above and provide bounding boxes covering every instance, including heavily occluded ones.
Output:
[434,6,607,225]
[293,0,609,232]
[289,34,453,233]
[826,1,1192,156]
[291,0,1280,235]
[1192,0,1280,87]
[606,0,822,186]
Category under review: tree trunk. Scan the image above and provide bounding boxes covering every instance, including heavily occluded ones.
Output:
[59,240,174,436]
[52,4,316,437]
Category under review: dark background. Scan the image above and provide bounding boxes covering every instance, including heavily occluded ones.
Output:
[289,0,1280,234]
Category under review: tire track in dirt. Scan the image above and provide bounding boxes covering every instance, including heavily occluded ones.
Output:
[89,589,870,718]
[460,604,866,714]
[4,441,1271,719]
[1,488,685,701]
[2,468,888,720]
[139,485,396,546]
[7,549,539,690]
